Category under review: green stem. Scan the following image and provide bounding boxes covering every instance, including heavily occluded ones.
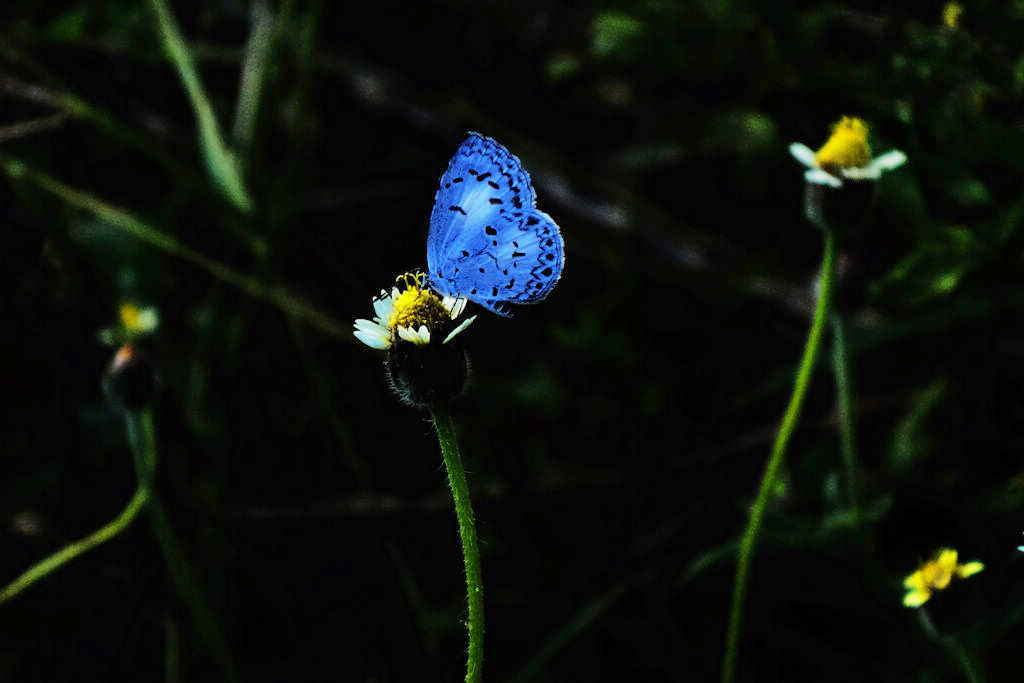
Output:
[721,230,835,683]
[431,405,484,683]
[830,312,858,519]
[128,409,239,683]
[0,486,148,605]
[147,0,251,211]
[917,609,985,683]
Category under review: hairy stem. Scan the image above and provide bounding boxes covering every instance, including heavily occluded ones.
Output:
[431,404,484,683]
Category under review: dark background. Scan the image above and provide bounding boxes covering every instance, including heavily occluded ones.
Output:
[3,1,1024,681]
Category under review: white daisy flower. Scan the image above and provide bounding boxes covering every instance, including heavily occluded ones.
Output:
[97,302,161,347]
[790,116,907,188]
[353,272,477,350]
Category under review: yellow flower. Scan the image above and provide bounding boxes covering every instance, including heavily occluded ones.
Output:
[790,116,907,188]
[903,548,984,608]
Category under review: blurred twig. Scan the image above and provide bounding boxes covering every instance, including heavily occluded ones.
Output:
[917,609,985,683]
[0,67,188,176]
[0,61,266,255]
[0,155,350,339]
[164,616,180,683]
[216,464,618,520]
[831,313,859,520]
[287,318,368,486]
[386,543,458,655]
[0,111,69,143]
[513,569,656,682]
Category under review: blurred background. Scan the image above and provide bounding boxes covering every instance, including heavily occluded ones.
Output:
[3,1,1024,681]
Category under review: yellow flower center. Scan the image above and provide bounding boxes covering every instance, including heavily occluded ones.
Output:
[388,273,450,332]
[919,549,957,591]
[815,116,871,171]
[120,303,143,332]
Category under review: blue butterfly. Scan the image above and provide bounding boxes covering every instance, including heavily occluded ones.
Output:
[426,133,564,316]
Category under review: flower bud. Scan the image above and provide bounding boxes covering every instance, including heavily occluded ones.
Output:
[102,345,156,412]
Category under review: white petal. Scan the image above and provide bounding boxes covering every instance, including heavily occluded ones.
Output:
[869,149,907,172]
[136,308,160,333]
[839,165,881,181]
[354,329,391,349]
[805,167,843,188]
[789,143,817,168]
[354,318,388,335]
[397,326,430,345]
[446,296,467,319]
[442,315,477,344]
[373,295,394,320]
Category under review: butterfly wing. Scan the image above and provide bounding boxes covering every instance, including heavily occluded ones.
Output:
[426,133,563,315]
[441,209,564,315]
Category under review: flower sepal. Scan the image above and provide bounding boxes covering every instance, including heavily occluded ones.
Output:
[385,334,471,408]
[802,176,876,236]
